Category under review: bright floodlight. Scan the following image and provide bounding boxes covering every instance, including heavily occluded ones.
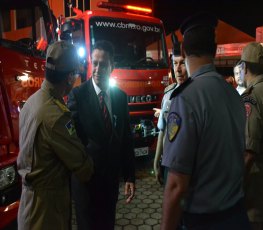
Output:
[77,47,85,58]
[109,78,116,87]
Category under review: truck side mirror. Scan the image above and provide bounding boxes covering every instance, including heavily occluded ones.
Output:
[60,19,81,41]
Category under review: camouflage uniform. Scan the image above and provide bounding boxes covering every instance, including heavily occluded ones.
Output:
[17,80,93,230]
[243,75,263,223]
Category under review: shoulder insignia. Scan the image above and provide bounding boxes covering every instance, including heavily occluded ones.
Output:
[244,103,252,118]
[242,95,257,105]
[164,83,177,94]
[167,112,181,142]
[65,120,76,135]
[170,78,192,99]
[53,99,70,112]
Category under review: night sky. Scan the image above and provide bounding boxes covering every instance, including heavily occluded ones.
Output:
[154,0,262,37]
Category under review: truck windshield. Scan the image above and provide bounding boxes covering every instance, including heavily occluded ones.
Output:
[89,17,168,69]
[0,2,55,57]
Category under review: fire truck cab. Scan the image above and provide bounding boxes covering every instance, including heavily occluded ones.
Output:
[58,2,169,157]
[0,0,56,227]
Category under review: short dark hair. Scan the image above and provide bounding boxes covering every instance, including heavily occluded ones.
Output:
[182,26,217,57]
[244,61,263,76]
[45,68,71,84]
[92,40,114,63]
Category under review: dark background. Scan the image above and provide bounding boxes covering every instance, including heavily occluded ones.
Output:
[154,0,262,37]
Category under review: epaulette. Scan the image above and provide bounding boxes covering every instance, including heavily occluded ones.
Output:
[170,78,192,99]
[164,83,177,94]
[241,86,253,97]
[53,98,70,113]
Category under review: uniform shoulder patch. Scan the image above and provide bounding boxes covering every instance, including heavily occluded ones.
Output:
[65,120,76,135]
[242,95,257,105]
[244,103,252,118]
[167,112,181,142]
[170,78,192,99]
[53,98,70,112]
[164,83,177,94]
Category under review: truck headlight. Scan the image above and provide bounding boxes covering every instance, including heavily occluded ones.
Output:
[109,78,117,87]
[0,166,16,190]
[77,47,85,58]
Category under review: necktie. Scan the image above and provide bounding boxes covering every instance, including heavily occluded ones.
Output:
[99,91,112,136]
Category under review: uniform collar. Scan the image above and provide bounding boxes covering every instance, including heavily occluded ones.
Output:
[191,63,216,79]
[243,74,263,95]
[41,79,64,102]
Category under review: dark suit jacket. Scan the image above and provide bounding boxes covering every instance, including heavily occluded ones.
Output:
[68,79,135,183]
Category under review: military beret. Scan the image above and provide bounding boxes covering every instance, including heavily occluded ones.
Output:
[180,12,218,35]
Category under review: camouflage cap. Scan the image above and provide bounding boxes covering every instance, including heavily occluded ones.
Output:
[46,40,79,72]
[241,42,263,64]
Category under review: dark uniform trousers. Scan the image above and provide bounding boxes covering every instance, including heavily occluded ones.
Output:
[71,170,119,230]
[180,199,251,230]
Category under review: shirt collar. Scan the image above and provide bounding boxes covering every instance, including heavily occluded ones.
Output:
[191,63,217,79]
[92,77,110,97]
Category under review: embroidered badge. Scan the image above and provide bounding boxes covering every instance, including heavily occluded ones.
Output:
[167,112,182,142]
[244,103,252,118]
[242,96,257,105]
[65,120,76,135]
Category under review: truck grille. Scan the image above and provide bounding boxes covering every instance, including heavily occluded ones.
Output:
[128,95,157,103]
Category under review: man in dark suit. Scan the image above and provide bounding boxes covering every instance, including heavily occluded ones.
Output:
[68,40,135,230]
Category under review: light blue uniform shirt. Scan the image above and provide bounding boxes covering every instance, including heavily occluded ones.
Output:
[163,64,246,213]
[157,83,178,131]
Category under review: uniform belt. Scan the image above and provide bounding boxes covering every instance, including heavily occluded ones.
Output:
[183,198,244,228]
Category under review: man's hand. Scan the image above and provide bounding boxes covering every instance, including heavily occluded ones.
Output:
[124,182,135,203]
[153,108,161,118]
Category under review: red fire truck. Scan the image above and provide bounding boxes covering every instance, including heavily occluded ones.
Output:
[0,0,168,227]
[215,43,248,76]
[58,1,169,157]
[0,0,57,227]
[214,26,262,77]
